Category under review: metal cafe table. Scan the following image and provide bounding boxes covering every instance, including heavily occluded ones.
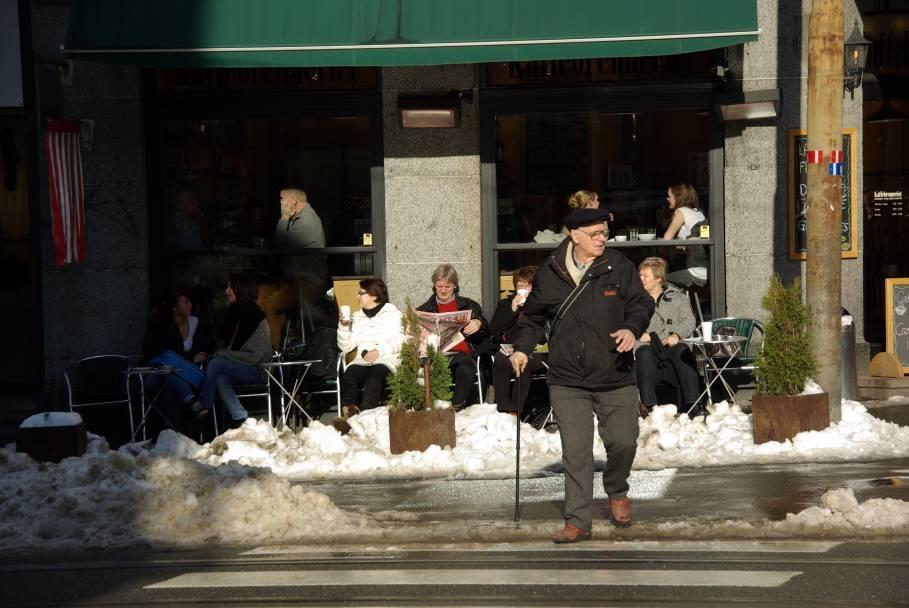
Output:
[124,364,176,441]
[258,358,320,428]
[682,334,748,408]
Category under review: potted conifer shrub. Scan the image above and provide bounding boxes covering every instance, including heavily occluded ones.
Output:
[751,275,830,444]
[387,304,456,454]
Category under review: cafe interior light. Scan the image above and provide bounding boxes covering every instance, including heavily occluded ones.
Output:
[398,92,462,128]
[717,89,779,122]
[843,20,871,99]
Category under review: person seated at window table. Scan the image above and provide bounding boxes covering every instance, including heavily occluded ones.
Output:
[660,183,707,287]
[485,266,547,415]
[190,273,273,428]
[562,189,617,236]
[142,286,215,436]
[417,264,490,410]
[635,257,703,419]
[264,187,329,331]
[333,277,404,435]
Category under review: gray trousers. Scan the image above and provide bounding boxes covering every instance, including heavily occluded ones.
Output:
[549,384,640,531]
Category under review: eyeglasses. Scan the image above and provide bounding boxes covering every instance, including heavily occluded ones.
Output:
[357,290,368,296]
[576,229,608,240]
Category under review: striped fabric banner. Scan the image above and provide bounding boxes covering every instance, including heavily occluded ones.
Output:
[45,119,85,266]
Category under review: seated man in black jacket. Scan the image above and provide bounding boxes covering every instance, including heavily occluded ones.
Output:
[417,264,489,410]
[487,265,546,414]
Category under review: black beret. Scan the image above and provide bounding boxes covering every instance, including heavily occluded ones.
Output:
[564,208,611,230]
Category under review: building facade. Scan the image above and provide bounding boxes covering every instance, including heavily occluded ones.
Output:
[2,0,886,398]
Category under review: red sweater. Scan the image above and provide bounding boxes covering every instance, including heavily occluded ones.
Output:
[438,299,469,353]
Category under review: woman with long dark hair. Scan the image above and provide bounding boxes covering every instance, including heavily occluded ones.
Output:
[191,273,272,426]
[661,183,707,286]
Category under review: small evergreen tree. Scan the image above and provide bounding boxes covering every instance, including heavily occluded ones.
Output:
[387,303,452,411]
[754,275,817,396]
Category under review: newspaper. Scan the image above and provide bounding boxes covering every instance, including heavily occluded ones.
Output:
[415,309,472,353]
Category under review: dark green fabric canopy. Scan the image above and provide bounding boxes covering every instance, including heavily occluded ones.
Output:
[65,0,759,67]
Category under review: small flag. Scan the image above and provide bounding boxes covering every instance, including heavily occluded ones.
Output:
[830,150,842,163]
[45,119,86,266]
[807,150,824,164]
[828,162,843,176]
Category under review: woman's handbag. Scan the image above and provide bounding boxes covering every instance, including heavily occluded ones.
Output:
[150,350,204,388]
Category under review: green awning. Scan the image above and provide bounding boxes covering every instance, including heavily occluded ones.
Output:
[65,0,759,68]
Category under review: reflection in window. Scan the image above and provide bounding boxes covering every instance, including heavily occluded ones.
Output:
[496,110,709,243]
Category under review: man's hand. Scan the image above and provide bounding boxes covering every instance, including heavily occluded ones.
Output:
[462,319,482,336]
[662,333,680,347]
[364,349,380,363]
[610,328,636,353]
[192,352,208,364]
[510,351,529,376]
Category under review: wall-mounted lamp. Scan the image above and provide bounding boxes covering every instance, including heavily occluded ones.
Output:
[398,91,466,128]
[716,89,779,122]
[843,21,871,99]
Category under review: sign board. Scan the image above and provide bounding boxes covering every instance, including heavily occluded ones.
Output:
[885,278,909,375]
[787,128,858,260]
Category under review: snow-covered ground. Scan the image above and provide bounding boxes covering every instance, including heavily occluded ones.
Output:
[2,400,908,551]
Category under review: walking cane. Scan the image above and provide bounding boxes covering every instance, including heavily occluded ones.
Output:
[513,365,528,524]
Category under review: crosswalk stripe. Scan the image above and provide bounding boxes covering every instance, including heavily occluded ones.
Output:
[147,569,800,589]
[242,540,840,556]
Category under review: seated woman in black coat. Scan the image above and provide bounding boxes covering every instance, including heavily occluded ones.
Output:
[488,265,546,414]
[142,286,215,433]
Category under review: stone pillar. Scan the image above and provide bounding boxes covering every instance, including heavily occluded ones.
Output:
[32,4,149,388]
[381,65,481,311]
[725,0,865,370]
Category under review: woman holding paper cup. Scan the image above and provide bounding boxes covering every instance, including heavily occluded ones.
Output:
[485,266,546,415]
[636,257,703,418]
[334,277,404,434]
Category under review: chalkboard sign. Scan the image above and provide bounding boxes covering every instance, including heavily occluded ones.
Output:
[885,278,909,374]
[787,128,858,260]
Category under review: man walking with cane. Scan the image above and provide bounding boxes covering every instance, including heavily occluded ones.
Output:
[510,208,653,543]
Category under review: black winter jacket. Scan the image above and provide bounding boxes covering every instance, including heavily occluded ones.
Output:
[513,241,654,390]
[417,293,490,356]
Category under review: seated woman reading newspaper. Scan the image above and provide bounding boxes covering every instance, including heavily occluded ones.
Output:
[485,266,547,415]
[416,264,489,410]
[333,277,403,434]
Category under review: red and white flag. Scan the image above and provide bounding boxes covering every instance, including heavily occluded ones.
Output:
[45,119,85,266]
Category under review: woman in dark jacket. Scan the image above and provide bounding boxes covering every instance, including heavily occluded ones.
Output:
[142,287,215,432]
[190,273,273,426]
[487,266,546,414]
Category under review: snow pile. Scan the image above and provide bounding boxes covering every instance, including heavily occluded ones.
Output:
[136,400,909,481]
[0,447,373,551]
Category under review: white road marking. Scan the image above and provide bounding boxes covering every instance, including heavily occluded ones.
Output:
[147,569,800,589]
[242,540,840,556]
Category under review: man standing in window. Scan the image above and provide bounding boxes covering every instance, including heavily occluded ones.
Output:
[511,208,653,542]
[269,188,328,329]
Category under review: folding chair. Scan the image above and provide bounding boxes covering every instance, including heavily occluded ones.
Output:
[702,317,764,399]
[64,355,133,445]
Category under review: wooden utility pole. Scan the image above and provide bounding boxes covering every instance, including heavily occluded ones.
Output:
[806,0,844,421]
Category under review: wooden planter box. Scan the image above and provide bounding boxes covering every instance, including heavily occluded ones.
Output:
[751,392,830,444]
[388,407,456,454]
[17,422,87,462]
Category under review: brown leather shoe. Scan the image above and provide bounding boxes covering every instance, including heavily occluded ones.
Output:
[552,523,592,544]
[609,497,632,527]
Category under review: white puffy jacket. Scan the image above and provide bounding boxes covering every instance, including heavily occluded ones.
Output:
[336,302,404,371]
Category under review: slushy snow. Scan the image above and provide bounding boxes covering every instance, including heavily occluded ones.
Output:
[2,399,908,550]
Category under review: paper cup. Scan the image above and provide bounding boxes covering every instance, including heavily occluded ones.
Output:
[340,305,351,321]
[701,321,713,341]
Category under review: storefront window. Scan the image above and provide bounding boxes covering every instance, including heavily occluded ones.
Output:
[494,109,712,313]
[153,115,375,296]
